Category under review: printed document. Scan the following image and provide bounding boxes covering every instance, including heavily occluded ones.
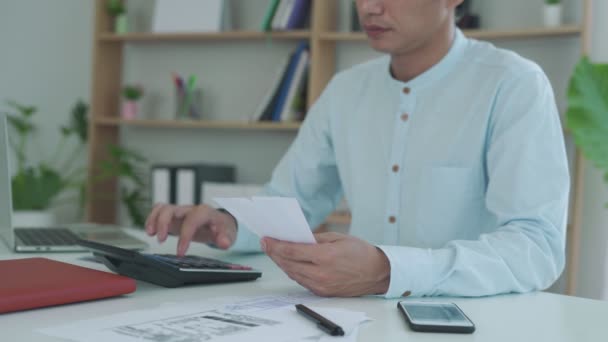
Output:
[39,294,369,342]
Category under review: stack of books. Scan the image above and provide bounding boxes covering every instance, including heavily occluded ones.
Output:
[250,42,310,123]
[261,0,311,31]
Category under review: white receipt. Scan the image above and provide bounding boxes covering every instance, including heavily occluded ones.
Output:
[214,197,316,244]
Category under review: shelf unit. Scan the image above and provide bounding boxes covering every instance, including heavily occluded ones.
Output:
[98,30,311,42]
[88,0,592,295]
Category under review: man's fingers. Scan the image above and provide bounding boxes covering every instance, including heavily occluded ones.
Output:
[174,205,194,219]
[156,205,179,242]
[177,206,213,256]
[275,257,318,279]
[285,268,317,290]
[214,228,232,249]
[145,203,165,235]
[281,261,329,296]
[313,232,344,243]
[263,238,324,264]
[265,244,329,296]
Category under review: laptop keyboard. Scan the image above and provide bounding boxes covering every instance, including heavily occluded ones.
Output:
[15,228,80,246]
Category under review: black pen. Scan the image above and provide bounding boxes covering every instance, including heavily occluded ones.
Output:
[295,304,345,336]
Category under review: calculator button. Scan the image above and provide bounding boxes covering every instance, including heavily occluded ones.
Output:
[148,254,254,271]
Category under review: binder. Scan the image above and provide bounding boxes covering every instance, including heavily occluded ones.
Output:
[191,164,236,204]
[260,53,296,121]
[250,53,292,122]
[283,67,308,122]
[0,258,136,314]
[278,0,297,29]
[279,49,309,121]
[152,166,172,204]
[285,0,311,30]
[176,168,196,205]
[271,0,290,30]
[271,42,309,121]
[151,164,236,205]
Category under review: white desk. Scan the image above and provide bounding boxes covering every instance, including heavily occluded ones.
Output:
[2,229,608,341]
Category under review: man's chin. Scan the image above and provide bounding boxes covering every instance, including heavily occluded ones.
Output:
[367,40,394,54]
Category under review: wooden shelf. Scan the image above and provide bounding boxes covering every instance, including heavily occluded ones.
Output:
[319,25,582,42]
[99,26,581,43]
[95,117,302,131]
[98,30,311,42]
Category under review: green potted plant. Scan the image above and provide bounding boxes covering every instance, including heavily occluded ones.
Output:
[3,100,149,227]
[121,84,144,120]
[4,101,88,226]
[543,0,562,27]
[566,56,608,205]
[107,0,128,34]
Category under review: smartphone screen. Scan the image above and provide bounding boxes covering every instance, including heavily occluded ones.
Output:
[398,301,475,333]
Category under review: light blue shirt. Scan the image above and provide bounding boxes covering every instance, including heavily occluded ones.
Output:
[231,29,570,298]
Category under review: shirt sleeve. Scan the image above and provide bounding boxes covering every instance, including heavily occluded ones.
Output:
[378,69,570,298]
[230,79,344,252]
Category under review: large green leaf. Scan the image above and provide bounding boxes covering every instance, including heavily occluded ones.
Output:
[6,115,34,136]
[6,100,36,117]
[566,57,608,172]
[11,165,64,210]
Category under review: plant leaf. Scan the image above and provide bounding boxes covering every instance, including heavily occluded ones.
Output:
[11,166,64,210]
[6,115,34,135]
[566,57,608,175]
[6,100,37,117]
[61,126,72,136]
[69,100,89,142]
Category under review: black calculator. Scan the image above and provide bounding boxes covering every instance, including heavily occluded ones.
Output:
[77,239,262,288]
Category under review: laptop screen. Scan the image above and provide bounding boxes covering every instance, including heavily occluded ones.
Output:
[0,114,14,248]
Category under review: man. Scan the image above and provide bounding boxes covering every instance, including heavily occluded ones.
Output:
[145,0,569,299]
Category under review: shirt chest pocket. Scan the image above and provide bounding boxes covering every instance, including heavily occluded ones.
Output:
[415,166,485,246]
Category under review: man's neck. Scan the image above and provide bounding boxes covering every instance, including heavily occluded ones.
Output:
[390,23,456,83]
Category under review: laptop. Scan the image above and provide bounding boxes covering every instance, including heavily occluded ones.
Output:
[0,113,148,252]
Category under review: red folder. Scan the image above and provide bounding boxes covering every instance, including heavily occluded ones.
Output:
[0,257,136,314]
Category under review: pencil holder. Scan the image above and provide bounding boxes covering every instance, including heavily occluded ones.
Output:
[175,88,202,120]
[121,100,139,120]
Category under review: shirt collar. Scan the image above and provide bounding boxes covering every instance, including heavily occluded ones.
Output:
[385,28,467,90]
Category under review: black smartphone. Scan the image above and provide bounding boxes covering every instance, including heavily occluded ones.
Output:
[397,301,475,334]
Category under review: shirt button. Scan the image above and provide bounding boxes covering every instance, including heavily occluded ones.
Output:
[402,290,412,297]
[402,87,411,94]
[401,113,409,121]
[392,164,399,173]
[389,216,396,224]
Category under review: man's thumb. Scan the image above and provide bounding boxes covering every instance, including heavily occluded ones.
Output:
[313,232,343,243]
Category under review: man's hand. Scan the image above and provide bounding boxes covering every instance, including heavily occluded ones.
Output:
[261,232,391,297]
[145,204,238,256]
